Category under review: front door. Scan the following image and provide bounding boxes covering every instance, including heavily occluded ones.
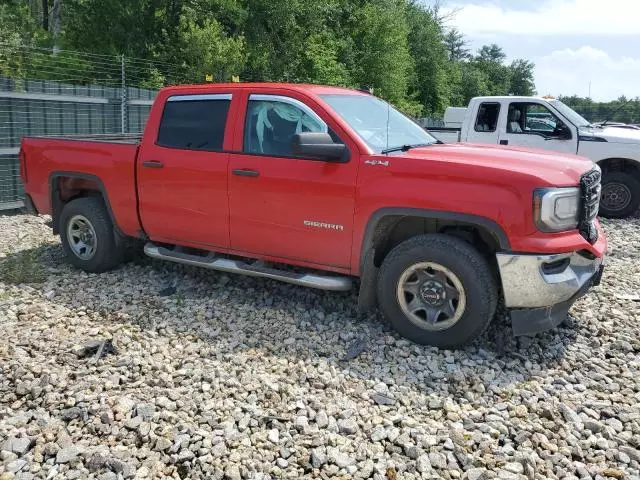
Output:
[498,102,577,154]
[137,93,234,249]
[228,93,358,269]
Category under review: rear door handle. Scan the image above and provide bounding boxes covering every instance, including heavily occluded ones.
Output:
[499,140,508,145]
[232,169,260,177]
[143,160,164,168]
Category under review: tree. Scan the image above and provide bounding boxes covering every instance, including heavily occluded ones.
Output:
[178,10,246,82]
[302,32,351,86]
[0,1,49,78]
[443,28,469,61]
[406,2,451,115]
[457,63,490,104]
[351,0,417,112]
[509,59,535,96]
[472,44,510,96]
[476,44,506,63]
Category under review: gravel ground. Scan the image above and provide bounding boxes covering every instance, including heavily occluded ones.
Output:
[1,213,639,480]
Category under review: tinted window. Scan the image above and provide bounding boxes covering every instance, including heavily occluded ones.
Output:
[157,96,230,150]
[244,96,329,157]
[475,103,500,132]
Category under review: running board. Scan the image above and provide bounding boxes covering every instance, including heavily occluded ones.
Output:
[144,243,353,291]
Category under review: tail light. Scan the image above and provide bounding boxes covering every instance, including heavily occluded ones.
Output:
[19,147,27,183]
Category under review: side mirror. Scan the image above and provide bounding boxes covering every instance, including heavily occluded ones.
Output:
[546,124,572,141]
[291,132,347,161]
[557,124,572,139]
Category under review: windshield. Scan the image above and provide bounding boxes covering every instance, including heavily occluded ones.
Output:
[550,100,591,128]
[320,94,438,153]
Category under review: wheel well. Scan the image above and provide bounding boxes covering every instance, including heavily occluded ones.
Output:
[597,158,640,182]
[367,215,502,269]
[50,175,108,234]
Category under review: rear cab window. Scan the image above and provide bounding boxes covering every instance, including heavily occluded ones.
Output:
[474,102,500,132]
[157,94,231,150]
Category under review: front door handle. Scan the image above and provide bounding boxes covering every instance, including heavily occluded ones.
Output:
[499,140,508,145]
[143,160,164,168]
[232,169,260,177]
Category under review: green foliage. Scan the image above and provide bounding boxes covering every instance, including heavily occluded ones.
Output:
[1,0,544,116]
[351,1,413,106]
[560,95,640,124]
[178,10,246,82]
[0,1,49,77]
[302,32,351,86]
[509,59,536,96]
[444,29,470,61]
[406,3,450,115]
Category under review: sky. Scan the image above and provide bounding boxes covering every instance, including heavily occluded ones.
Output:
[436,0,640,101]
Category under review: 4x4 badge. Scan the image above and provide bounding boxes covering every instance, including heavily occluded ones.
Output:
[365,160,389,166]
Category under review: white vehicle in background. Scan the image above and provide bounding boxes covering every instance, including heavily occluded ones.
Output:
[426,96,640,218]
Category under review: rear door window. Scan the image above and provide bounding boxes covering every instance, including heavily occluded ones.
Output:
[157,94,231,150]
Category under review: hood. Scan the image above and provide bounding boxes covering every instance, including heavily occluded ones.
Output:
[397,143,593,186]
[580,125,640,144]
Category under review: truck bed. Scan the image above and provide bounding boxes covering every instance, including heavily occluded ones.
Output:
[21,135,143,236]
[24,133,143,144]
[426,127,461,143]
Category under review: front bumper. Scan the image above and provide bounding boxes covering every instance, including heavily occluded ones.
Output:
[496,251,604,336]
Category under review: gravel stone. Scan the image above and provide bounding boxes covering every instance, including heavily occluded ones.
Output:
[311,448,327,468]
[466,468,488,480]
[6,459,27,473]
[135,403,156,421]
[416,454,432,473]
[55,446,81,464]
[267,428,280,444]
[429,451,447,469]
[4,437,31,456]
[1,213,640,480]
[338,418,358,435]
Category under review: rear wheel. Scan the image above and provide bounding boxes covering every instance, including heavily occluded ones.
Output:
[599,171,640,218]
[60,197,124,273]
[377,234,497,348]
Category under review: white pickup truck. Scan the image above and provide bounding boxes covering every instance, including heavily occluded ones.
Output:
[427,96,640,218]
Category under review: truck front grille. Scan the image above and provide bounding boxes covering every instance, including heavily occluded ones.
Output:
[579,167,601,244]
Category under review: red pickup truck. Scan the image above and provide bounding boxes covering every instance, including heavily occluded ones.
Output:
[20,83,606,348]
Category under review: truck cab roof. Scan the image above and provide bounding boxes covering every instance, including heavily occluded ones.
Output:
[159,82,368,97]
[469,96,556,103]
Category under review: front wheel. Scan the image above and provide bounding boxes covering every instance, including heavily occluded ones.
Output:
[377,234,498,348]
[599,171,640,218]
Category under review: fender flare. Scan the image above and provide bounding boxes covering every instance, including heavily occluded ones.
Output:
[359,207,511,272]
[48,171,122,236]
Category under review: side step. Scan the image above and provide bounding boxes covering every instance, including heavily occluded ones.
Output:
[143,242,353,291]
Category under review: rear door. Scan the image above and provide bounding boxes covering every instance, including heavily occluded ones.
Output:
[137,93,235,248]
[497,102,578,154]
[227,92,359,269]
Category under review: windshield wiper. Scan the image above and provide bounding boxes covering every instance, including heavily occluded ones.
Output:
[381,143,432,154]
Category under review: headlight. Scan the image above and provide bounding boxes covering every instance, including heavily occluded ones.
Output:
[534,187,580,232]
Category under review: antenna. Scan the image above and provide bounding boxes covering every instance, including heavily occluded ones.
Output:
[602,97,632,127]
[386,100,390,152]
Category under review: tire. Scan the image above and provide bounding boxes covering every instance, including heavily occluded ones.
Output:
[376,234,498,348]
[599,171,640,218]
[59,197,124,273]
